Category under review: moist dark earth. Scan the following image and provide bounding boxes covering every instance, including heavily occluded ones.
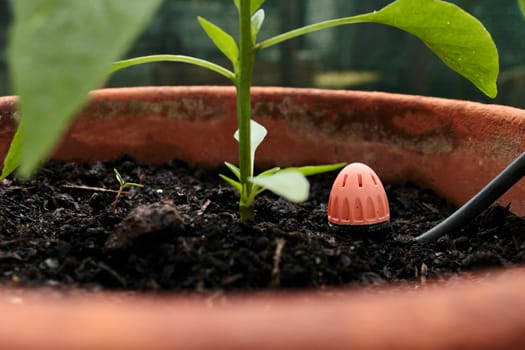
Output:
[0,156,524,293]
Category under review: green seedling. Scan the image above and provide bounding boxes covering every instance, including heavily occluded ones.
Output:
[112,168,144,213]
[1,0,500,222]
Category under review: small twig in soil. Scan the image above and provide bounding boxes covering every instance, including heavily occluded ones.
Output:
[0,237,31,247]
[97,262,127,287]
[512,235,521,251]
[0,251,23,261]
[0,179,11,186]
[421,202,440,214]
[420,263,428,285]
[197,199,211,216]
[62,184,128,194]
[0,178,36,192]
[271,238,286,287]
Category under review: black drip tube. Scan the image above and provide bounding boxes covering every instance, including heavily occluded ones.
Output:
[415,151,525,243]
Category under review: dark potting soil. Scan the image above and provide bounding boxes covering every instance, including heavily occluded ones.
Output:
[0,156,524,293]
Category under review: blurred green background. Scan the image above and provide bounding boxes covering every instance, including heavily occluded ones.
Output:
[0,0,523,107]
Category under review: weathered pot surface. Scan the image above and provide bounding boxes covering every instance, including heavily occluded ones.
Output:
[0,86,524,349]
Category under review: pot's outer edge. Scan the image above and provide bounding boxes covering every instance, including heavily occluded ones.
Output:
[0,268,523,349]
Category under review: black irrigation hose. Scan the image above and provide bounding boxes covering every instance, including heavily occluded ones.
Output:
[414,151,525,243]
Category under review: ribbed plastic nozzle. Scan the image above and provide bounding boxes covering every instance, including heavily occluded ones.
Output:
[328,163,390,232]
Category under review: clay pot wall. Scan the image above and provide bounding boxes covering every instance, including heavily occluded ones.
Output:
[0,87,524,349]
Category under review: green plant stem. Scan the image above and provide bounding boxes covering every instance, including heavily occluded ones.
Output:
[112,187,124,213]
[110,54,235,81]
[237,0,256,222]
[256,14,371,50]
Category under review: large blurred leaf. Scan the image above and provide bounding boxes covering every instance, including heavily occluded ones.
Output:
[0,121,23,178]
[7,0,162,177]
[519,0,525,18]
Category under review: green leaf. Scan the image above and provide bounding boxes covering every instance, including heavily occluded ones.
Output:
[257,166,281,178]
[358,0,499,98]
[251,9,265,41]
[251,0,266,14]
[234,119,267,173]
[198,16,239,65]
[234,119,267,153]
[220,174,242,192]
[122,182,144,189]
[251,171,309,203]
[519,0,525,18]
[114,168,125,186]
[250,166,280,197]
[0,121,24,179]
[253,183,267,197]
[224,161,241,180]
[292,163,347,177]
[233,0,266,15]
[257,0,498,98]
[8,0,162,177]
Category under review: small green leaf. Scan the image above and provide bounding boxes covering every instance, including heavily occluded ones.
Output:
[234,119,267,153]
[114,168,125,185]
[8,0,162,177]
[253,184,267,197]
[233,0,266,15]
[198,16,239,65]
[519,0,525,18]
[224,161,241,180]
[122,182,144,189]
[292,163,347,177]
[0,121,24,179]
[250,166,280,197]
[220,174,242,192]
[251,171,309,203]
[234,120,267,173]
[257,166,281,178]
[251,9,265,41]
[114,168,143,189]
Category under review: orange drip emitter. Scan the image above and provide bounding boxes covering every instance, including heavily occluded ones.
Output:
[328,163,390,232]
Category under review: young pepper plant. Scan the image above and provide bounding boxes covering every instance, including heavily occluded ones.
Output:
[2,0,499,222]
[108,0,499,221]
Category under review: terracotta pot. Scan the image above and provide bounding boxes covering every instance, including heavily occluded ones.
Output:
[0,86,524,349]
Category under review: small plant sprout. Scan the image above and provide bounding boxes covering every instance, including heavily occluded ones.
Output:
[112,168,144,213]
[1,0,499,222]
